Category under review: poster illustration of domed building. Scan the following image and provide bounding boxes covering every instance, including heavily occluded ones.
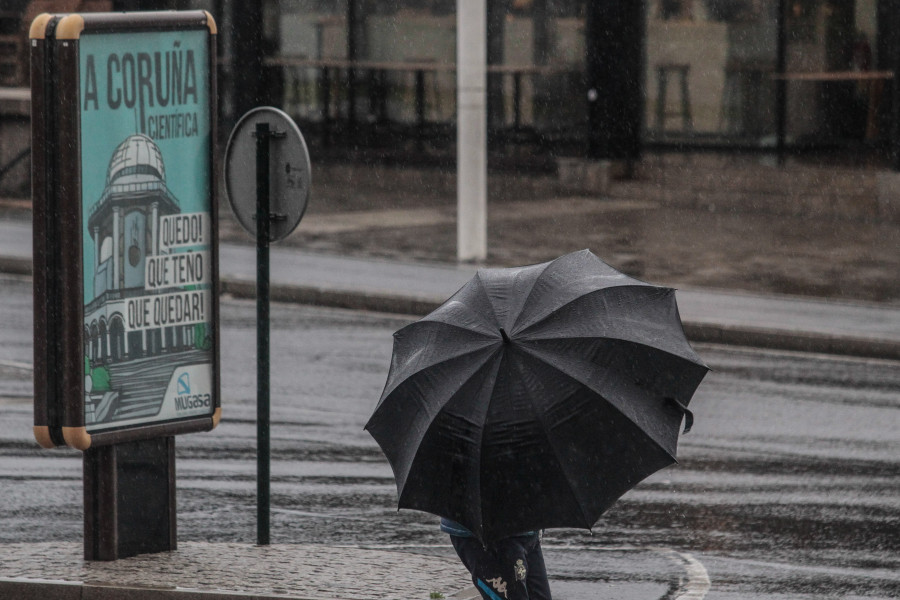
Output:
[79,28,215,433]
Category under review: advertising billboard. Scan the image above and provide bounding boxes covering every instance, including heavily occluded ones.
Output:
[32,11,220,451]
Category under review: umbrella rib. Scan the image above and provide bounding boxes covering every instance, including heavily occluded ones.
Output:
[534,417,594,529]
[378,340,500,405]
[474,350,506,540]
[395,347,503,538]
[502,261,552,332]
[417,320,498,341]
[521,334,706,368]
[512,284,673,337]
[515,343,682,462]
[419,299,504,337]
[472,272,504,330]
[514,356,594,530]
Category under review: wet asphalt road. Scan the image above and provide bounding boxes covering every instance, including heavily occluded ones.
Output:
[0,273,898,600]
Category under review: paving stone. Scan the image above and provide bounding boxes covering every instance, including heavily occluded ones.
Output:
[0,542,473,599]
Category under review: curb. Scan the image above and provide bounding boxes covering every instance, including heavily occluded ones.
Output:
[220,278,900,362]
[0,577,479,600]
[0,542,480,600]
[682,322,900,362]
[0,256,31,277]
[6,259,899,361]
[0,579,303,600]
[220,279,442,318]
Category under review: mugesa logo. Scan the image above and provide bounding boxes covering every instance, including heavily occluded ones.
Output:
[178,372,191,394]
[161,365,212,419]
[171,368,211,411]
[175,392,211,411]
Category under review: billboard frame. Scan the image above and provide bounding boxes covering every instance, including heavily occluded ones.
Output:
[32,10,221,451]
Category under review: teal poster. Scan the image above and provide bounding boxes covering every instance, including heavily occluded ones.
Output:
[79,29,214,432]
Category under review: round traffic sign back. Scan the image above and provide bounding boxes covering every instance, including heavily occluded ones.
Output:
[224,107,311,242]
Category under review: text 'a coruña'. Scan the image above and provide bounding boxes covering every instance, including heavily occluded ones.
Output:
[82,44,201,139]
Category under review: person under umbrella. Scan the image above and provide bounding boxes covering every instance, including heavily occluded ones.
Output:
[366,250,708,600]
[439,516,551,600]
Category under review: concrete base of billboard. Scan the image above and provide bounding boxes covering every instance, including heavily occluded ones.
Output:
[83,438,177,561]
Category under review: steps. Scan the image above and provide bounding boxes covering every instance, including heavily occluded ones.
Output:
[104,349,209,421]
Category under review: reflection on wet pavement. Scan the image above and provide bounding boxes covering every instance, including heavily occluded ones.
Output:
[0,287,897,599]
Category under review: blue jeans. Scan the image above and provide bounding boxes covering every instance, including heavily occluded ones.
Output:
[450,533,552,600]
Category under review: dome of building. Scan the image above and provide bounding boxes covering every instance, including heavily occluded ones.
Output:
[105,134,166,187]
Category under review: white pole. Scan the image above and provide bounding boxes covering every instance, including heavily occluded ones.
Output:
[456,0,487,262]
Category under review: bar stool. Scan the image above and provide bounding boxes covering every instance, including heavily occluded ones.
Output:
[654,63,693,132]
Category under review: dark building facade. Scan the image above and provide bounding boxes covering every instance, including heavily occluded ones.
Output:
[5,1,900,168]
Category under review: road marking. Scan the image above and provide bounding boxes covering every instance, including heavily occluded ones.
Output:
[713,556,900,582]
[270,507,370,521]
[360,543,711,600]
[657,548,711,600]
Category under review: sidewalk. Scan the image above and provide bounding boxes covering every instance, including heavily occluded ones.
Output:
[0,542,486,600]
[0,542,476,600]
[3,217,899,360]
[0,542,689,600]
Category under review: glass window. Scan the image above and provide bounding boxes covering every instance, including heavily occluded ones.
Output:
[646,0,778,145]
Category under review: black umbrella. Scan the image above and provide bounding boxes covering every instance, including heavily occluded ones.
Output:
[365,249,708,543]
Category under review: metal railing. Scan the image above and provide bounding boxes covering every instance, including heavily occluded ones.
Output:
[261,56,586,154]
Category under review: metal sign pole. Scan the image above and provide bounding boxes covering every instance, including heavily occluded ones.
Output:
[255,122,272,546]
[224,106,311,546]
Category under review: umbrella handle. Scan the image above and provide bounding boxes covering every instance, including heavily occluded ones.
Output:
[665,397,694,434]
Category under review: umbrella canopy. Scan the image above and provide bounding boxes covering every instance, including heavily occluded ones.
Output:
[365,249,708,543]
